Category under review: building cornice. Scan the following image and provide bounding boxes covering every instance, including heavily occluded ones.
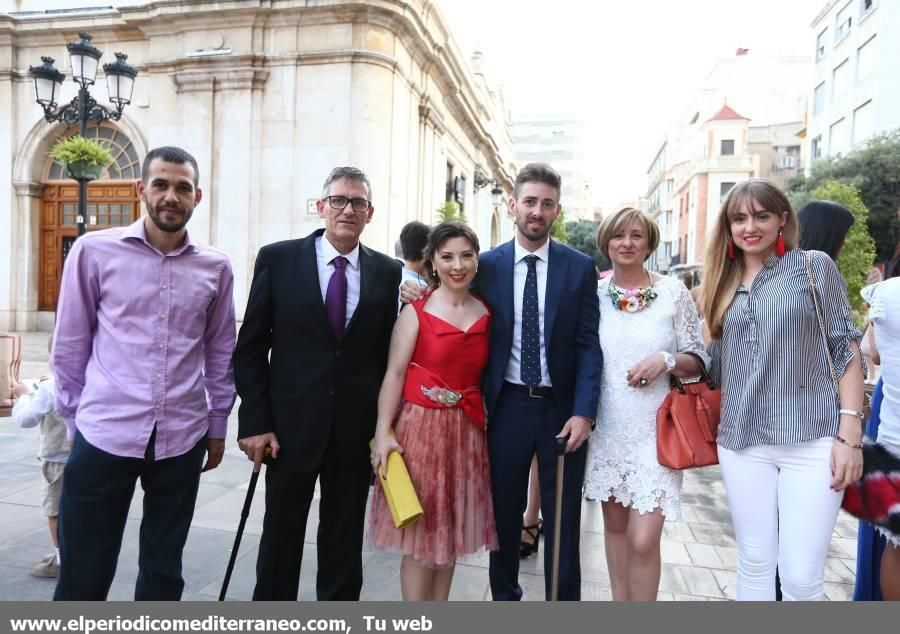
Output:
[4,0,513,185]
[811,0,839,28]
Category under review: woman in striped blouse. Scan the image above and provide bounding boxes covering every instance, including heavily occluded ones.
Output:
[701,179,866,601]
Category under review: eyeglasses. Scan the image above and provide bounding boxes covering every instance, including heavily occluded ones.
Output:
[325,196,371,213]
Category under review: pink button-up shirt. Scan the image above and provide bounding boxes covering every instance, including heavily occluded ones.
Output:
[52,218,237,459]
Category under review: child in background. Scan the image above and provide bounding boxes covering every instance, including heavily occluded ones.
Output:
[11,337,70,578]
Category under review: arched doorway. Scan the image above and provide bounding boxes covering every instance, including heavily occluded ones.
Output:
[39,123,141,310]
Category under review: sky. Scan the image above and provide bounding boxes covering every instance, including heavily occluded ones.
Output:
[438,0,827,210]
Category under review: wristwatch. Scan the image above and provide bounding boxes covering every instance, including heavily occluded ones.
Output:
[660,351,676,371]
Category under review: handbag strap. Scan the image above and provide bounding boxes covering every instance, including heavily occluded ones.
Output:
[670,351,715,393]
[803,251,839,393]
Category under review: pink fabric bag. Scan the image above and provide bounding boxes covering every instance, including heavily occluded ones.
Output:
[0,333,23,415]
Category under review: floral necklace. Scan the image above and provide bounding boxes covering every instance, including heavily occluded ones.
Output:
[607,270,658,313]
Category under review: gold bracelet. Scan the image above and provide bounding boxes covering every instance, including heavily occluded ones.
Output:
[834,435,863,449]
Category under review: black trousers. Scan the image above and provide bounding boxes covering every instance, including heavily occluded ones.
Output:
[54,430,205,600]
[252,426,372,601]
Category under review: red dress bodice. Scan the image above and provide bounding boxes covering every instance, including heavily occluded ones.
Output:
[401,294,490,428]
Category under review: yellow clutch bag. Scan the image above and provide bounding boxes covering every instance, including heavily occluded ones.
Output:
[370,439,423,529]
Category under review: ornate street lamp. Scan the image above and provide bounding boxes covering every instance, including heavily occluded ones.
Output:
[474,166,506,208]
[28,32,138,236]
[491,185,504,207]
[67,31,102,87]
[104,52,138,109]
[29,56,65,108]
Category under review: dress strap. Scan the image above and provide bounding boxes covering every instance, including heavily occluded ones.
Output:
[409,289,434,317]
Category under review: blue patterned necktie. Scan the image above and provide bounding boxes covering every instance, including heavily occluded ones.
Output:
[520,255,542,388]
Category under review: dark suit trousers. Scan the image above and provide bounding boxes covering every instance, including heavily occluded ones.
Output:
[54,430,205,601]
[253,424,372,601]
[488,384,588,601]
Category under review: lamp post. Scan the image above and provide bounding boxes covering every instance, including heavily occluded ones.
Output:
[29,33,137,236]
[473,167,505,206]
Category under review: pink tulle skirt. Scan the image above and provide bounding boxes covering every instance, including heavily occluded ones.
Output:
[368,401,498,568]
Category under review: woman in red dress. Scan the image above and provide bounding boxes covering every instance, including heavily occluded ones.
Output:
[369,221,497,601]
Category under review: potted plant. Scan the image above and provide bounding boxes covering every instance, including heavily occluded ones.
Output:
[49,135,114,181]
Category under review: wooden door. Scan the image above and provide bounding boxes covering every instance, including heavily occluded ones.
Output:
[39,183,140,311]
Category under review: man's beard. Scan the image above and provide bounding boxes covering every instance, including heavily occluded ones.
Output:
[147,202,193,233]
[515,217,552,242]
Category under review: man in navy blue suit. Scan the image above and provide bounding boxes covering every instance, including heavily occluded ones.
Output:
[476,163,601,601]
[401,162,601,600]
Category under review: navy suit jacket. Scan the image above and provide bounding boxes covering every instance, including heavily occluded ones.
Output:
[473,238,602,424]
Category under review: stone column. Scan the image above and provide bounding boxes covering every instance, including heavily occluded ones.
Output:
[0,39,15,330]
[172,66,268,318]
[8,182,42,332]
[417,98,445,224]
[172,72,216,245]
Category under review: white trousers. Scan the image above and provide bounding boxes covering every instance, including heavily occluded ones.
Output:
[718,437,843,601]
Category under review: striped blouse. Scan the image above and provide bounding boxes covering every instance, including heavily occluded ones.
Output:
[709,249,865,451]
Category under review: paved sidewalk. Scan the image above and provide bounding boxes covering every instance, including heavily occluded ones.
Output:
[0,332,860,601]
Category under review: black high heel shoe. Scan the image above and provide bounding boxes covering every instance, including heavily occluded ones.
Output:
[519,520,542,558]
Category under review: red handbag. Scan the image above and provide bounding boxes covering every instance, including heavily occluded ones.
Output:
[656,354,721,470]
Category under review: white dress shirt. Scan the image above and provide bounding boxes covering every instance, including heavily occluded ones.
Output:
[504,238,552,387]
[316,235,361,329]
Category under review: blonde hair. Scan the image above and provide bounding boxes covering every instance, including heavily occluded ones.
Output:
[596,207,660,261]
[701,178,799,339]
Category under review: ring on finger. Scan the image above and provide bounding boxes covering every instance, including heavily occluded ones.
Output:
[639,377,648,386]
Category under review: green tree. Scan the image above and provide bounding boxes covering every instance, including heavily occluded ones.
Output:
[436,200,466,223]
[550,207,568,243]
[564,219,611,270]
[787,130,900,263]
[807,181,877,319]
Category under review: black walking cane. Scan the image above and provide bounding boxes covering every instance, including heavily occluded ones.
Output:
[550,434,569,602]
[219,449,272,601]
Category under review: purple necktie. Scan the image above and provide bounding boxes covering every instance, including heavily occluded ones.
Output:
[325,256,348,339]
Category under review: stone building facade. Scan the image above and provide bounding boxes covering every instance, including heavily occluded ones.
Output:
[0,0,516,330]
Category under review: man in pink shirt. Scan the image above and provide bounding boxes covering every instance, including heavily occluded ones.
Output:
[51,146,236,600]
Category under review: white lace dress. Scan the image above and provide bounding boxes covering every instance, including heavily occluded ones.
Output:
[584,275,709,519]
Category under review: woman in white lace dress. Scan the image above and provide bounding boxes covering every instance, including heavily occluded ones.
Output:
[584,207,708,601]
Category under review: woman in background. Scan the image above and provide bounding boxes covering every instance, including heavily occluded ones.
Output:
[853,243,900,601]
[798,200,855,261]
[857,276,900,599]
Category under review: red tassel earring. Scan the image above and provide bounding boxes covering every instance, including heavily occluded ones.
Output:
[775,230,786,257]
[727,240,735,260]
